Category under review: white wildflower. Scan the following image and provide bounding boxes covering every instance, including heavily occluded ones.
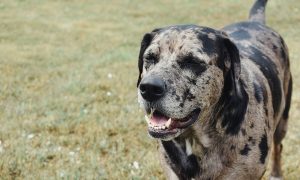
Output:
[69,151,75,156]
[27,134,35,139]
[56,146,62,152]
[83,109,88,114]
[107,73,113,79]
[133,161,140,169]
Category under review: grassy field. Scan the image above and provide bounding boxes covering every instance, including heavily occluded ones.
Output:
[0,0,299,179]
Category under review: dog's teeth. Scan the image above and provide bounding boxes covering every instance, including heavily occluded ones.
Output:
[149,123,168,130]
[165,118,172,128]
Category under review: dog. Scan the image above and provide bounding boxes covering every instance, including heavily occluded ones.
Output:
[137,0,292,179]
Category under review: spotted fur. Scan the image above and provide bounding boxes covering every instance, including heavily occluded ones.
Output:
[137,0,292,179]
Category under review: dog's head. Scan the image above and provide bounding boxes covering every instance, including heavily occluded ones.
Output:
[137,25,241,140]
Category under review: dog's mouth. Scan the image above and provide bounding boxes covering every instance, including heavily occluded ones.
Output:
[145,108,201,140]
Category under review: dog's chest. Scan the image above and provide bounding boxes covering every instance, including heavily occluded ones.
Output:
[161,138,226,179]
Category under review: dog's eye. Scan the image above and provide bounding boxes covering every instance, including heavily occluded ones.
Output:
[184,58,204,66]
[144,53,158,64]
[179,57,207,75]
[179,57,206,67]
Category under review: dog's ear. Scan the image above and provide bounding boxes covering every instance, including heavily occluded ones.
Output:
[220,32,241,95]
[216,32,249,135]
[137,32,155,87]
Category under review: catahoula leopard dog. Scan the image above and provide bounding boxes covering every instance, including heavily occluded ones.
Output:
[137,0,292,179]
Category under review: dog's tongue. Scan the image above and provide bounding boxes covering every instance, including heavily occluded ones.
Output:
[149,111,190,129]
[150,113,169,126]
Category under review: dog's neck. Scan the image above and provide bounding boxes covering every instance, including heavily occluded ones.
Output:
[159,115,221,179]
[159,120,229,179]
[159,82,248,179]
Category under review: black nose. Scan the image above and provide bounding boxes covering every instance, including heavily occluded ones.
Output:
[139,77,166,102]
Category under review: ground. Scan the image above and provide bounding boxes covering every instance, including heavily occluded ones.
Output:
[0,0,299,179]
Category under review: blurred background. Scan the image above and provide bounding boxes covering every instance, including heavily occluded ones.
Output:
[0,0,299,179]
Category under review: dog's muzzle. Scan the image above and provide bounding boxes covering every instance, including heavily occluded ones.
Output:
[139,76,201,140]
[145,108,201,140]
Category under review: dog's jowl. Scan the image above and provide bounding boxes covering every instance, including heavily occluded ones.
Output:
[137,0,292,179]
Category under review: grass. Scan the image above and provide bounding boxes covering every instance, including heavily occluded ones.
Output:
[0,0,299,179]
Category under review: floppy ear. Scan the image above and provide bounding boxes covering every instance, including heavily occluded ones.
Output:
[137,33,154,87]
[220,32,241,95]
[216,32,249,135]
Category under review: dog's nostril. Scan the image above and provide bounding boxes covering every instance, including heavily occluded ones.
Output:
[140,84,147,93]
[153,86,164,95]
[140,84,164,95]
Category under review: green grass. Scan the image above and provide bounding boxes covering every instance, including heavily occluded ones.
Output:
[0,0,299,179]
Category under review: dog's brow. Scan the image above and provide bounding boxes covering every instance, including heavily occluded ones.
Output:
[179,53,205,64]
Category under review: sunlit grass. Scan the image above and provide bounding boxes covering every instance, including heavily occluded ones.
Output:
[0,0,299,179]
